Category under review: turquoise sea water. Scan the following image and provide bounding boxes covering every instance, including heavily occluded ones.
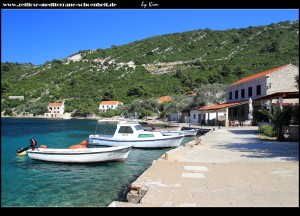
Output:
[1,118,194,207]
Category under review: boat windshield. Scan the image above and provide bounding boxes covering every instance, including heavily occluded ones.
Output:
[95,124,117,135]
[134,125,143,131]
[118,126,134,134]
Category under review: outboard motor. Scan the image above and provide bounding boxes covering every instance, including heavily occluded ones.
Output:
[29,138,38,150]
[16,138,38,154]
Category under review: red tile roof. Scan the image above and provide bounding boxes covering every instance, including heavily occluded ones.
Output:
[230,64,289,86]
[157,96,172,103]
[48,103,63,107]
[199,100,248,111]
[256,91,299,100]
[100,101,123,105]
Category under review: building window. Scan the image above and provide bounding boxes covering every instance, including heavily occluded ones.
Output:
[235,90,238,99]
[229,92,232,100]
[193,114,196,119]
[248,87,252,97]
[256,85,261,96]
[241,89,245,98]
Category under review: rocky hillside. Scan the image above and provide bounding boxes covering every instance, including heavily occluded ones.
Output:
[1,20,299,115]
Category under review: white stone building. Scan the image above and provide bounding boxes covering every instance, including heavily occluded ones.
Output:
[99,101,123,112]
[198,64,299,126]
[226,64,298,102]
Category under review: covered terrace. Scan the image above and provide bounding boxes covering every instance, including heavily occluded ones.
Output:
[199,100,250,127]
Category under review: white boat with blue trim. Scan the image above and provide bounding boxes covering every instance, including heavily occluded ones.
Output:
[26,145,132,163]
[88,122,185,148]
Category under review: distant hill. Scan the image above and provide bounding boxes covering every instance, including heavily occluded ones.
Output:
[1,20,299,115]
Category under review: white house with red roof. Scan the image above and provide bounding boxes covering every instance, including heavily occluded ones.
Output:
[44,101,65,118]
[99,101,123,112]
[193,64,299,126]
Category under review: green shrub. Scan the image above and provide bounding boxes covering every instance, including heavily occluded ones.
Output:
[99,109,121,118]
[138,109,153,119]
[259,125,275,137]
[4,108,13,116]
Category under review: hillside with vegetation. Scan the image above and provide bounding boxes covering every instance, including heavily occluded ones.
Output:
[1,20,299,117]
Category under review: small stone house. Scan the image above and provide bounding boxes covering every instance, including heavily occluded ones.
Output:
[44,102,65,118]
[190,110,226,125]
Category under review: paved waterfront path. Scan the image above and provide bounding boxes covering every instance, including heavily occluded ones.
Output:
[110,127,299,207]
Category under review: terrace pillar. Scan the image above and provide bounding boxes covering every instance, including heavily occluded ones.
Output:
[278,97,283,110]
[225,108,229,127]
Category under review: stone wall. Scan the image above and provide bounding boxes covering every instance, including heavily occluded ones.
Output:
[267,64,299,94]
[226,64,299,102]
[8,96,24,100]
[226,76,267,102]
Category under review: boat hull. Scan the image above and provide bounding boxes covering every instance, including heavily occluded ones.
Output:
[88,135,184,148]
[160,129,198,137]
[153,126,182,132]
[27,146,132,163]
[180,129,199,136]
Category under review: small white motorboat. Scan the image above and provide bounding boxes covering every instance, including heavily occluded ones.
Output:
[179,129,199,136]
[88,122,184,148]
[26,145,132,163]
[152,126,182,132]
[98,118,126,124]
[159,129,198,137]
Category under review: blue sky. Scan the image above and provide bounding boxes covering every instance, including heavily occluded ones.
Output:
[2,9,298,65]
